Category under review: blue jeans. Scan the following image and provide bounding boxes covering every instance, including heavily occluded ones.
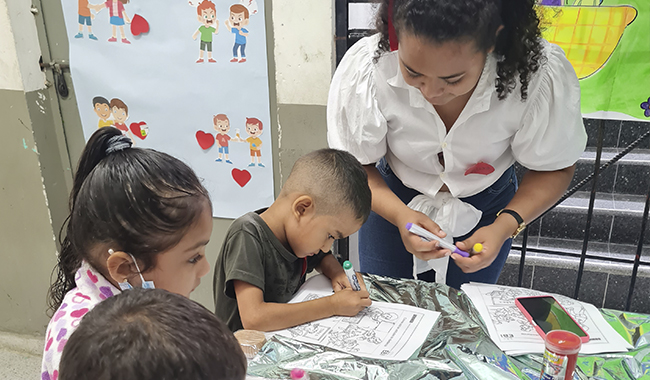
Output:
[359,158,517,289]
[233,43,246,58]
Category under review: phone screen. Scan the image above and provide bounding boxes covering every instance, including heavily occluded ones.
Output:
[517,296,587,337]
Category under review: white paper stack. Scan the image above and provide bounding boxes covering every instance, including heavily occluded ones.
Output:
[273,274,441,361]
[460,283,632,355]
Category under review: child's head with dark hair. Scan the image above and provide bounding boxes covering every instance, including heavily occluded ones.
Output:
[48,127,212,313]
[375,0,543,101]
[93,96,111,120]
[269,148,371,258]
[59,288,247,380]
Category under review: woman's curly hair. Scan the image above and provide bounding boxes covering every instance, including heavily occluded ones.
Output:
[375,0,545,101]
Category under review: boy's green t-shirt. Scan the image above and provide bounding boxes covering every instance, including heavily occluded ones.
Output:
[213,210,329,331]
[199,25,216,42]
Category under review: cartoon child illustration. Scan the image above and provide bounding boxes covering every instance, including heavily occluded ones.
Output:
[213,114,233,164]
[225,4,250,63]
[93,0,131,44]
[244,117,263,167]
[109,98,134,141]
[192,0,219,63]
[75,0,99,40]
[93,96,113,128]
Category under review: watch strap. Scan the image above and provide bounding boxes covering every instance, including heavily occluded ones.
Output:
[497,209,526,238]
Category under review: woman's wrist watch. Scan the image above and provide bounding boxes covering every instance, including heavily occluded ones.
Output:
[496,209,526,239]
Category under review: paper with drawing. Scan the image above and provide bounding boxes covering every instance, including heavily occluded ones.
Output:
[461,283,632,355]
[274,275,441,361]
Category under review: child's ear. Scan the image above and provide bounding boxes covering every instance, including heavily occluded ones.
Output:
[292,195,315,220]
[106,251,137,283]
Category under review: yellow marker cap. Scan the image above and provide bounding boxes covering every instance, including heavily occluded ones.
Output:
[473,243,483,253]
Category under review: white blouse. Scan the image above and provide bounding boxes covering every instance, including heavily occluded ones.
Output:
[327,34,587,199]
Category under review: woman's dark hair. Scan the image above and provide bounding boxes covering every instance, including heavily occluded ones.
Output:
[59,288,247,380]
[376,0,545,100]
[48,127,210,314]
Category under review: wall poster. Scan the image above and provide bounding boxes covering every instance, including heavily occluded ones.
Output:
[538,0,650,122]
[61,0,273,218]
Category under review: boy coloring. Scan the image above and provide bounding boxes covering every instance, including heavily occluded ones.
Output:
[93,96,113,128]
[213,149,372,332]
[213,114,233,164]
[192,0,219,63]
[244,117,264,167]
[225,4,249,63]
[75,0,98,40]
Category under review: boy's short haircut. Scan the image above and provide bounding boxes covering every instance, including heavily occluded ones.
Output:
[109,98,128,114]
[59,288,247,380]
[230,4,249,19]
[197,0,216,16]
[92,96,109,107]
[282,148,371,223]
[214,114,229,124]
[246,117,263,130]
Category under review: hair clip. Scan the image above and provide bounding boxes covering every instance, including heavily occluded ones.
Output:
[105,135,133,155]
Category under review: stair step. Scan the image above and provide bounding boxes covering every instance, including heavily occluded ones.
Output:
[584,118,650,150]
[512,236,650,265]
[499,243,650,313]
[556,192,646,215]
[523,203,650,247]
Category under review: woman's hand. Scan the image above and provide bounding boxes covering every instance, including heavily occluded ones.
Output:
[451,220,513,273]
[396,208,450,261]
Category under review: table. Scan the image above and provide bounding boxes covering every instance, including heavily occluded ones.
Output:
[247,274,650,380]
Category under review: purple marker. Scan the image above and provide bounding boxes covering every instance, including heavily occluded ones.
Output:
[405,223,470,257]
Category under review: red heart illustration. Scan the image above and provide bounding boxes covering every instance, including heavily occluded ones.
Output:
[196,131,214,150]
[232,169,251,187]
[131,14,150,36]
[464,162,495,176]
[129,122,148,140]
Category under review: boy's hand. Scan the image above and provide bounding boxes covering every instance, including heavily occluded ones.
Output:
[331,272,367,292]
[329,288,371,317]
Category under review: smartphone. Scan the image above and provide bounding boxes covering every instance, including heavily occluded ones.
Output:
[515,295,590,343]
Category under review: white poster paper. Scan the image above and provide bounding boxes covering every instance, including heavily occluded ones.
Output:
[274,275,441,361]
[461,283,632,355]
[60,0,274,218]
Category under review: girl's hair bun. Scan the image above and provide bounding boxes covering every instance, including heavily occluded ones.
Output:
[105,134,133,155]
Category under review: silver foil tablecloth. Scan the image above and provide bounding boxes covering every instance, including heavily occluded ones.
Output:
[247,274,650,380]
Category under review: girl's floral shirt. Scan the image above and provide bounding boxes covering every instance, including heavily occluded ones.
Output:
[41,261,120,380]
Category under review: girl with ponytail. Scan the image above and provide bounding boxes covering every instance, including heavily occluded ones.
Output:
[328,0,586,288]
[42,127,213,379]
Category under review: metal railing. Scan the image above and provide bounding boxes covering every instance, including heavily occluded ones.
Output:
[333,0,650,312]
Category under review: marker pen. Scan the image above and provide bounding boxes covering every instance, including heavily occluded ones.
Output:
[405,223,470,257]
[342,260,361,291]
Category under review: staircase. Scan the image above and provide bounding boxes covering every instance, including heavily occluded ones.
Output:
[497,118,650,314]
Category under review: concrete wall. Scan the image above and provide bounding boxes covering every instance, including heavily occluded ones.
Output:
[0,0,334,333]
[0,0,60,334]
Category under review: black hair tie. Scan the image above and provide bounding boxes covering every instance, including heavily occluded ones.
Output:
[105,135,133,155]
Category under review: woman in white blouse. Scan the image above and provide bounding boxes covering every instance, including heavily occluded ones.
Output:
[328,0,587,289]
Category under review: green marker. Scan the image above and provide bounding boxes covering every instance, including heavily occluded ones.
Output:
[342,260,361,291]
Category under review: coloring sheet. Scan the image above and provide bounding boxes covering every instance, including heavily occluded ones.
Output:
[60,0,274,218]
[275,275,441,361]
[461,283,632,355]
